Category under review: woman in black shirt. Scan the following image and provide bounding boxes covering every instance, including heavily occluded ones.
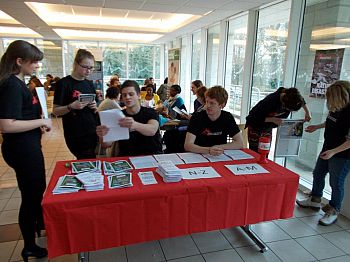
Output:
[0,40,52,261]
[53,49,99,159]
[297,81,350,226]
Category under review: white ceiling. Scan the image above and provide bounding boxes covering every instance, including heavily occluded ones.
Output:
[0,0,276,43]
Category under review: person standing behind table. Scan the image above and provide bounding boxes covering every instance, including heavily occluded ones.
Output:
[96,80,162,156]
[184,86,243,155]
[297,80,350,226]
[157,77,169,102]
[191,80,204,111]
[0,40,52,261]
[53,49,99,159]
[245,87,311,152]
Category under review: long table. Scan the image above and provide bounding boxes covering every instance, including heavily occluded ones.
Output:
[42,149,299,260]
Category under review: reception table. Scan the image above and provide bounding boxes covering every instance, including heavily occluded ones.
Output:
[42,149,299,260]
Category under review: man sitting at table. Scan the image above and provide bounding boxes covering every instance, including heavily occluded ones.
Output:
[184,86,243,155]
[96,80,163,156]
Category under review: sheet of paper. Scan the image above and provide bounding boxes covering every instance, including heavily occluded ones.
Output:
[99,109,129,142]
[129,155,158,169]
[177,153,209,164]
[224,150,255,160]
[181,166,221,180]
[35,87,48,118]
[202,153,231,162]
[181,109,189,116]
[138,171,158,185]
[225,163,269,175]
[153,153,184,165]
[172,106,183,115]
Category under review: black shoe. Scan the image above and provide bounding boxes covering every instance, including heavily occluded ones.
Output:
[21,245,48,262]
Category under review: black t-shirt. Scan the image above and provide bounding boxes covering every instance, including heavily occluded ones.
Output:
[118,107,163,156]
[54,75,99,139]
[0,75,41,141]
[322,105,350,159]
[246,87,293,130]
[187,110,240,147]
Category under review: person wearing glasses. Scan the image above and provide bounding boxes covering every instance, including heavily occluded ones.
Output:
[245,87,311,153]
[53,49,99,159]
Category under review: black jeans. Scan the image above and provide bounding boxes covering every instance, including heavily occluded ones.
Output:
[65,133,98,160]
[2,137,46,249]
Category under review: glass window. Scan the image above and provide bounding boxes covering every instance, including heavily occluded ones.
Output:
[128,44,154,85]
[100,42,127,79]
[191,31,201,81]
[36,39,63,80]
[224,15,248,117]
[251,1,291,108]
[206,24,220,87]
[286,0,350,193]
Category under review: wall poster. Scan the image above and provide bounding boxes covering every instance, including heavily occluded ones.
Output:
[168,48,180,86]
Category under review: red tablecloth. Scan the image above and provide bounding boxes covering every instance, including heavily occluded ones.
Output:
[42,149,299,259]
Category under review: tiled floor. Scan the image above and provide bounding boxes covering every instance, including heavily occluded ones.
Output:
[1,119,350,262]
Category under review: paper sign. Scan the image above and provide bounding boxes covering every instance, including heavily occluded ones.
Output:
[181,166,221,180]
[225,164,269,175]
[138,171,158,185]
[35,87,48,118]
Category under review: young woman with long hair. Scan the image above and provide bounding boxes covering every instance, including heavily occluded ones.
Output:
[0,40,52,261]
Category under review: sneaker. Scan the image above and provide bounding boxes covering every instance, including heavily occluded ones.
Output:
[296,196,321,210]
[319,205,338,226]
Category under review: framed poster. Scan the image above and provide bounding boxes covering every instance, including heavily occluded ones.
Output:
[168,48,180,86]
[275,119,304,157]
[310,48,344,98]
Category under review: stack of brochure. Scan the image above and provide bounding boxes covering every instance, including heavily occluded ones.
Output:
[52,175,83,194]
[103,160,133,175]
[156,161,183,183]
[75,172,104,191]
[71,160,102,174]
[108,172,133,189]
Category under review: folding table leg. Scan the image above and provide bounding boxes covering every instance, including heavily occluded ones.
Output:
[78,252,89,262]
[240,225,268,253]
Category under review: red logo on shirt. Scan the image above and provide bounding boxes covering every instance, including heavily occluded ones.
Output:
[201,128,210,136]
[32,96,39,105]
[72,90,81,98]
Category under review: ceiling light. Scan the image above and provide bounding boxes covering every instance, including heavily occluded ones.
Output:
[0,26,41,37]
[0,10,20,24]
[53,29,162,43]
[312,27,350,38]
[310,44,350,50]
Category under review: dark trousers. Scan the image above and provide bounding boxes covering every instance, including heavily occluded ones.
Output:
[163,129,186,153]
[2,138,46,249]
[65,133,98,160]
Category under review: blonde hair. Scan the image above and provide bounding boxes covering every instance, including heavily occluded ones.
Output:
[326,80,350,112]
[73,49,95,72]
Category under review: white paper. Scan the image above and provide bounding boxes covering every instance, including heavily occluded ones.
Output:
[177,153,209,164]
[99,109,129,142]
[153,153,184,165]
[225,163,269,175]
[138,171,158,185]
[181,166,221,180]
[181,109,189,116]
[202,153,231,162]
[35,87,48,119]
[129,155,158,169]
[224,150,255,160]
[172,106,183,115]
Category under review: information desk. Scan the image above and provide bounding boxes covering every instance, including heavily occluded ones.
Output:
[42,149,299,260]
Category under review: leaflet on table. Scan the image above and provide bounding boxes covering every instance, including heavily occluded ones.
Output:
[138,171,158,185]
[177,152,209,164]
[75,172,104,191]
[52,176,80,194]
[129,155,158,169]
[224,150,254,160]
[153,153,184,165]
[78,94,96,103]
[98,109,129,142]
[103,160,133,175]
[71,160,101,173]
[225,163,269,175]
[202,153,231,162]
[35,87,48,119]
[108,173,133,188]
[181,166,221,180]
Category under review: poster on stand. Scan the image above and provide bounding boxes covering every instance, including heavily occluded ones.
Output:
[168,49,180,86]
[310,48,344,99]
[275,119,304,157]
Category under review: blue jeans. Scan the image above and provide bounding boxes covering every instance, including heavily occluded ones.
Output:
[311,156,350,211]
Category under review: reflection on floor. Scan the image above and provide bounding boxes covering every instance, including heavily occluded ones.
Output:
[0,119,349,262]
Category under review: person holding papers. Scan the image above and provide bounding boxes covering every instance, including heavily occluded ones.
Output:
[245,87,311,152]
[184,86,243,155]
[297,81,350,226]
[53,49,99,159]
[97,80,162,156]
[0,40,51,261]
